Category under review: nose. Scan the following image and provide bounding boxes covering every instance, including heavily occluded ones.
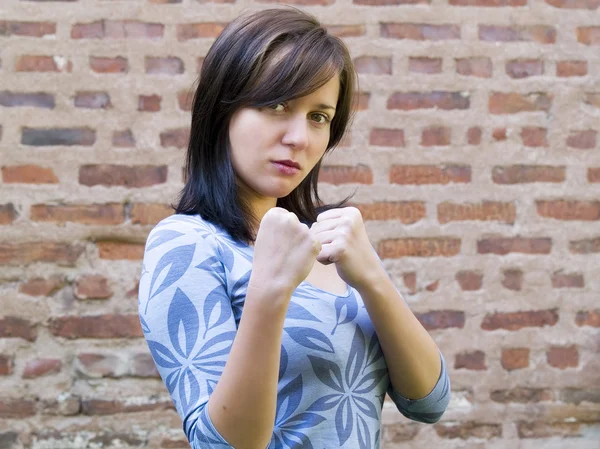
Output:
[281,115,309,150]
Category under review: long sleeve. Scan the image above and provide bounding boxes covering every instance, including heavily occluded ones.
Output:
[138,216,236,448]
[386,351,451,423]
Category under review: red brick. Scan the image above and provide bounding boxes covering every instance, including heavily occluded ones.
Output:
[97,241,145,260]
[74,275,113,300]
[19,275,65,296]
[325,24,366,37]
[501,269,523,291]
[355,93,370,111]
[547,346,579,369]
[369,128,405,147]
[456,57,492,78]
[138,94,161,112]
[584,92,600,108]
[126,280,140,298]
[569,237,600,254]
[74,91,111,109]
[77,353,123,377]
[421,126,451,146]
[577,26,600,45]
[481,309,559,331]
[318,165,373,184]
[130,203,173,225]
[467,127,482,145]
[489,92,552,114]
[492,165,565,184]
[560,388,600,404]
[438,201,516,224]
[381,23,460,40]
[434,421,502,439]
[506,59,544,78]
[408,57,442,74]
[546,0,600,8]
[388,91,469,110]
[130,353,160,378]
[0,317,37,341]
[537,200,600,220]
[79,164,167,187]
[15,55,72,72]
[521,127,548,147]
[177,89,193,111]
[0,355,13,375]
[0,242,84,266]
[90,56,128,73]
[455,271,483,291]
[0,203,17,224]
[492,128,507,140]
[81,397,174,415]
[0,91,55,108]
[2,165,59,184]
[0,398,37,418]
[145,57,184,75]
[160,128,189,148]
[176,23,226,41]
[72,20,164,39]
[354,0,428,4]
[575,310,600,327]
[479,25,556,43]
[425,280,439,292]
[501,348,529,370]
[415,310,465,330]
[30,203,125,225]
[455,350,486,370]
[354,56,392,75]
[478,237,552,255]
[160,437,190,449]
[517,421,583,439]
[551,271,584,288]
[390,165,471,184]
[49,314,143,339]
[566,130,596,149]
[112,129,135,147]
[0,21,56,37]
[22,358,61,378]
[379,238,461,258]
[490,387,554,403]
[402,272,417,295]
[589,167,600,182]
[556,60,588,77]
[22,127,95,146]
[354,202,425,224]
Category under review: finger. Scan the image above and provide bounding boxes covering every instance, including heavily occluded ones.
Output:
[311,229,338,245]
[310,218,341,234]
[316,207,345,222]
[316,243,339,264]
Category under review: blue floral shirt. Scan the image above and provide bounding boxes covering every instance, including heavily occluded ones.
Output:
[138,214,450,449]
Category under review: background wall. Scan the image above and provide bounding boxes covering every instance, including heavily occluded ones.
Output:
[1,0,599,448]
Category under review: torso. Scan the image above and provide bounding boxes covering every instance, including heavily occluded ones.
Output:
[304,260,348,296]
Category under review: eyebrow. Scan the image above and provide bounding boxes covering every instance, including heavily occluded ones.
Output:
[315,103,336,112]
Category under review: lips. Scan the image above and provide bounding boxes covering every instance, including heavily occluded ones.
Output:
[273,160,301,169]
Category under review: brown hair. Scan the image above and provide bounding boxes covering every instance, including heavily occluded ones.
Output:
[175,6,358,244]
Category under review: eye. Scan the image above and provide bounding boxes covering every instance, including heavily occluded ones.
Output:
[311,113,331,125]
[269,103,286,112]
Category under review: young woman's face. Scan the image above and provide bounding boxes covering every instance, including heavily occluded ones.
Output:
[228,75,340,205]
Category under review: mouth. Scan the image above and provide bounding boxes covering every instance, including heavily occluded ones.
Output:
[272,160,301,170]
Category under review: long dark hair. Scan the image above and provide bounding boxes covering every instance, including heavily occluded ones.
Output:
[174,7,358,245]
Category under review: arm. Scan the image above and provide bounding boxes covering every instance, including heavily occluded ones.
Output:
[208,282,291,449]
[355,268,451,423]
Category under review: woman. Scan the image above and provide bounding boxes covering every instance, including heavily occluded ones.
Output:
[138,7,450,449]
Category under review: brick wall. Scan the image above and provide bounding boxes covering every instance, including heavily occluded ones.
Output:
[0,0,598,447]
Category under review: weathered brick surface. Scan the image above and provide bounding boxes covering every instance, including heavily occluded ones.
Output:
[1,1,597,447]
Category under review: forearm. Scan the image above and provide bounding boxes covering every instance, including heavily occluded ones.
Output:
[207,283,291,449]
[356,273,442,400]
